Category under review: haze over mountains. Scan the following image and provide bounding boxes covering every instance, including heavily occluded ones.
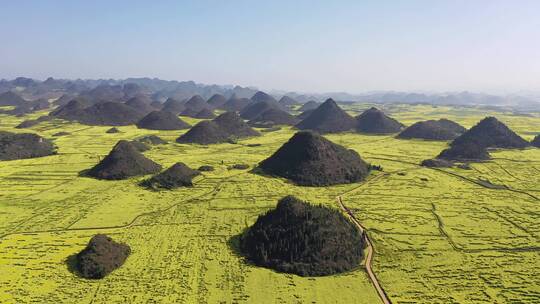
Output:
[2,77,540,111]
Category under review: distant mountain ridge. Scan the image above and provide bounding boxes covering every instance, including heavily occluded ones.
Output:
[0,77,260,102]
[1,77,539,111]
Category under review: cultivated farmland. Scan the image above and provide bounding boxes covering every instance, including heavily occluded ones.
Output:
[0,105,539,303]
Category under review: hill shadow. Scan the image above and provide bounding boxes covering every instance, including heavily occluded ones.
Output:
[65,253,83,278]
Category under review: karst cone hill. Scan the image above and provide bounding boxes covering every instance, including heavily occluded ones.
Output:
[0,131,56,161]
[183,95,210,113]
[150,100,163,110]
[31,98,51,111]
[532,135,540,147]
[142,162,200,189]
[136,111,190,130]
[451,116,529,149]
[296,98,356,134]
[136,135,167,145]
[176,120,226,144]
[259,131,370,186]
[50,99,90,117]
[76,234,131,279]
[106,127,120,133]
[179,108,199,117]
[251,91,278,104]
[355,107,404,134]
[192,108,216,119]
[219,96,252,112]
[248,108,299,126]
[278,95,299,106]
[239,195,364,276]
[161,98,186,114]
[9,101,48,116]
[240,100,281,120]
[215,112,261,138]
[16,119,40,129]
[16,115,52,129]
[15,101,50,115]
[198,165,214,171]
[435,116,529,162]
[6,98,49,116]
[206,94,227,108]
[56,94,86,107]
[397,119,466,140]
[297,109,315,120]
[87,140,161,180]
[420,158,454,168]
[0,91,26,106]
[177,112,260,144]
[53,94,75,107]
[437,142,491,161]
[52,101,144,126]
[128,140,150,152]
[125,96,155,114]
[298,100,320,112]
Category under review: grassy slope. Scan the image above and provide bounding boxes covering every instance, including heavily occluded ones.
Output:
[0,105,539,303]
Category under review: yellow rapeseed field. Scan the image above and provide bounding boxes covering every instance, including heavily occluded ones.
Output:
[0,105,538,303]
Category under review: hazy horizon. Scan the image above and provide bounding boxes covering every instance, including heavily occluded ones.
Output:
[2,1,540,94]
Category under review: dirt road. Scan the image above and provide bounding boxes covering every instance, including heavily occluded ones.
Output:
[337,196,391,304]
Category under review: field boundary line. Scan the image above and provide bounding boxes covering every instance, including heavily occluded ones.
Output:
[368,156,539,201]
[0,172,247,240]
[431,202,462,251]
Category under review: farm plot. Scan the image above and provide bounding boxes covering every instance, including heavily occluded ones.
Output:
[0,104,539,303]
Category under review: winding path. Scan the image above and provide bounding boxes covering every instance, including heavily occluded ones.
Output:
[337,195,391,304]
[333,155,540,304]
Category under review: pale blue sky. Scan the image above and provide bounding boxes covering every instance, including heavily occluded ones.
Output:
[1,1,539,93]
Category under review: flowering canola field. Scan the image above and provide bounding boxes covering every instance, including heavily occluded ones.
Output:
[0,105,539,303]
